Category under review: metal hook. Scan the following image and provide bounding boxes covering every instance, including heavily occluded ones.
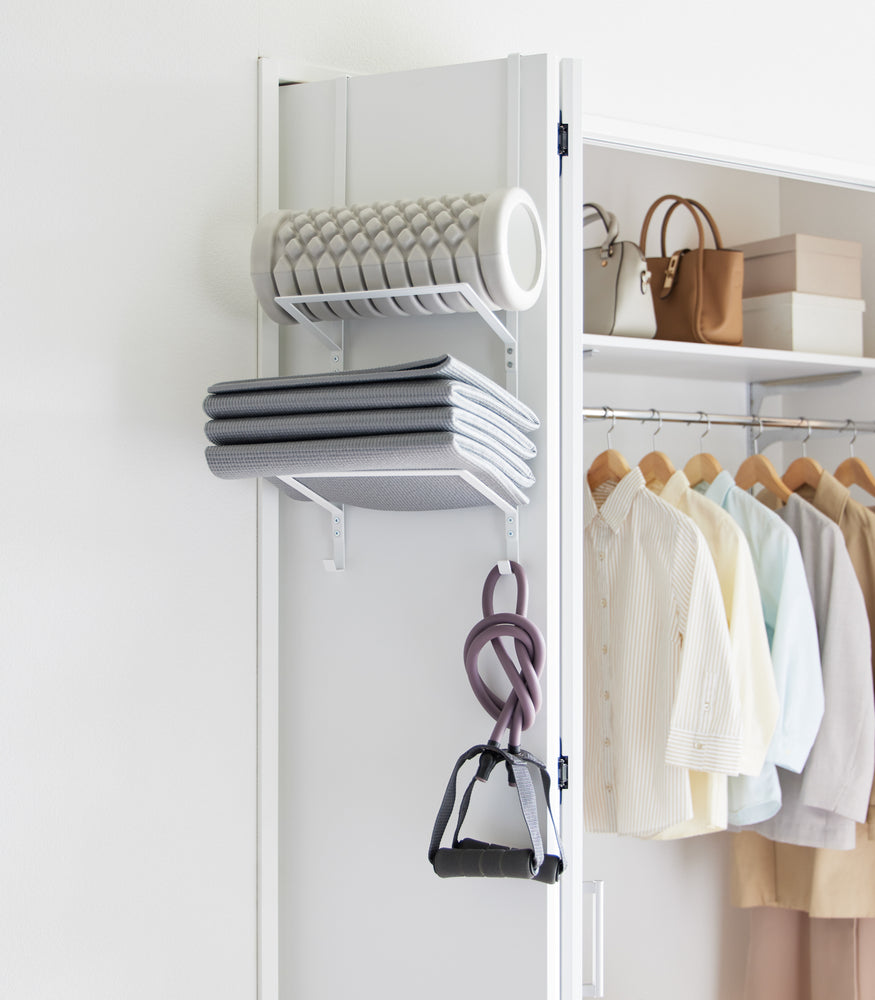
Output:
[698,412,711,453]
[753,417,764,455]
[646,409,662,451]
[602,406,616,450]
[846,419,858,458]
[802,420,812,458]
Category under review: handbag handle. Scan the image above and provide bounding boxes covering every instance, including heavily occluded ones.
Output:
[640,194,712,306]
[639,193,706,257]
[658,197,725,255]
[584,201,620,258]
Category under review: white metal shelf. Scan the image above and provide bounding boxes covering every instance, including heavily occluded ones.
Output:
[270,282,524,570]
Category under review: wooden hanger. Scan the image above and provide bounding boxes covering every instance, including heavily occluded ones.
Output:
[683,413,722,487]
[834,422,875,497]
[736,453,791,502]
[588,448,632,490]
[835,456,875,497]
[735,418,792,501]
[783,422,823,493]
[587,408,632,491]
[639,450,675,490]
[684,452,722,488]
[783,456,824,492]
[637,411,675,490]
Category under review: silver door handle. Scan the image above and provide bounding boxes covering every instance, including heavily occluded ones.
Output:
[581,880,605,998]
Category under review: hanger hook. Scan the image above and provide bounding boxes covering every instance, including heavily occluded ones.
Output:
[647,408,662,451]
[802,419,812,458]
[698,412,711,453]
[846,418,858,458]
[753,416,764,456]
[602,406,616,450]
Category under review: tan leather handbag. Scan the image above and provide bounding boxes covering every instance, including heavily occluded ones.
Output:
[639,195,744,345]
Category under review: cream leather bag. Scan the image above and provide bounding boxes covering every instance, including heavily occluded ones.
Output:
[583,203,656,338]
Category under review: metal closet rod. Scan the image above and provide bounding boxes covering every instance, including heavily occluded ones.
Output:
[583,407,875,435]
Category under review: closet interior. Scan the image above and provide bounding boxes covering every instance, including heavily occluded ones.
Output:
[253,54,875,1000]
[579,142,875,1000]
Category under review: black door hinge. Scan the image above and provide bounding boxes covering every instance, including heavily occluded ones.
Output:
[558,754,569,791]
[557,122,569,159]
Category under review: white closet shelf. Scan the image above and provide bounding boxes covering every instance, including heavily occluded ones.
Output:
[582,333,875,384]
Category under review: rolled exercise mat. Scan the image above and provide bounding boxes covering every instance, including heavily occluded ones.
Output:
[250,188,545,323]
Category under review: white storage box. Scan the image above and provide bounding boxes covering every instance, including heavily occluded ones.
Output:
[734,233,862,299]
[742,292,865,356]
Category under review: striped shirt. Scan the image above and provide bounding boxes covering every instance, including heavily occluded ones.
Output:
[584,467,743,836]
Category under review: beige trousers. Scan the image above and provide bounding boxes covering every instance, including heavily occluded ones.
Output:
[745,907,875,1000]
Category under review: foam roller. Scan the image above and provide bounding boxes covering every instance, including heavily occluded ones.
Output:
[250,188,545,324]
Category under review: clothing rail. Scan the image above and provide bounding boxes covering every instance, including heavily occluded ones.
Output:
[583,407,875,434]
[583,407,875,453]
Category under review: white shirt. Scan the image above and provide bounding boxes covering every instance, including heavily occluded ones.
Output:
[650,470,778,839]
[584,468,743,836]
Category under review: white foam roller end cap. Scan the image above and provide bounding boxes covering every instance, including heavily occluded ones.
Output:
[477,188,545,312]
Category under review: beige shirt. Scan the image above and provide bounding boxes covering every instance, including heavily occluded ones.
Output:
[651,471,778,839]
[733,472,875,918]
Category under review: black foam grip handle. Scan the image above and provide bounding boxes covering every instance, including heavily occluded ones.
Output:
[432,842,537,880]
[532,853,563,884]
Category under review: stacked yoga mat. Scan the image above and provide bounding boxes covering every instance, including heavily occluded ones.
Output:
[203,355,539,511]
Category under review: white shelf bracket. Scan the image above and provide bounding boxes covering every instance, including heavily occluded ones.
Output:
[747,370,862,454]
[273,475,346,571]
[271,283,523,569]
[274,283,517,348]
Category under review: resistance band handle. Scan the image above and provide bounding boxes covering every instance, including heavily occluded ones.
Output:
[433,839,563,884]
[433,842,536,880]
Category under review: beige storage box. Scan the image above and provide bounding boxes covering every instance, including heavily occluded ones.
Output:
[734,233,862,299]
[742,292,865,356]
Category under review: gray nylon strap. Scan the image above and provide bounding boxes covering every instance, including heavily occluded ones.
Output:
[428,744,562,881]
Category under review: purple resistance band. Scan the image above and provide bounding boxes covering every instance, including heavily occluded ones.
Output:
[462,561,545,751]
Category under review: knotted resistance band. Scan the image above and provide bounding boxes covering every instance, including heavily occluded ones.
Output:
[428,562,564,884]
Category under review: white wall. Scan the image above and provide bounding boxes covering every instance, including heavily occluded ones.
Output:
[1,3,258,999]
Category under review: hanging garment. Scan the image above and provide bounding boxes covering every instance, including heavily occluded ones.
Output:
[733,472,875,918]
[743,493,873,849]
[649,470,777,839]
[695,471,823,826]
[584,467,743,837]
[743,907,875,1000]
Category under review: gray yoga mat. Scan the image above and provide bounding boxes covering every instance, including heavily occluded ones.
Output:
[203,404,537,460]
[205,431,532,510]
[205,355,539,431]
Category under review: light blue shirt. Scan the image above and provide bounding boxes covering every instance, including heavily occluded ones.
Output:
[697,471,824,826]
